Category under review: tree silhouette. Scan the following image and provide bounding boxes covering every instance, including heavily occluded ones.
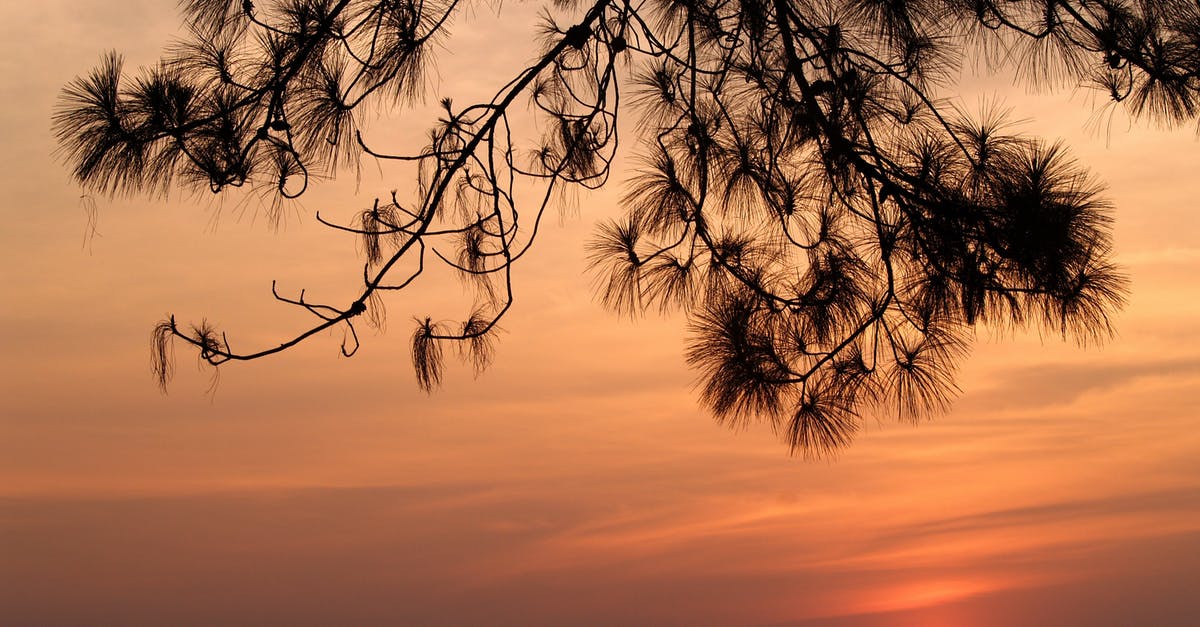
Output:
[55,0,1199,454]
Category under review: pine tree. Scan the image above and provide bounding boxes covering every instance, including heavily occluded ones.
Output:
[55,0,1200,454]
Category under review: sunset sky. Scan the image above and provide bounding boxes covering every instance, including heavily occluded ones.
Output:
[2,1,1199,625]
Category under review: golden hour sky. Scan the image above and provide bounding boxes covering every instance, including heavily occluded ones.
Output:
[2,1,1199,624]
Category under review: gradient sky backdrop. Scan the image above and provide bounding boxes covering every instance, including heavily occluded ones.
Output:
[2,1,1199,625]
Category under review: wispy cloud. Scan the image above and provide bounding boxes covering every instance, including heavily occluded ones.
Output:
[1119,247,1200,267]
[961,356,1200,412]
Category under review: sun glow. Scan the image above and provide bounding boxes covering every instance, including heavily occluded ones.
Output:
[860,578,1002,615]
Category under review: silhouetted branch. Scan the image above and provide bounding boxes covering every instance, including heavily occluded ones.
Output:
[58,0,1186,454]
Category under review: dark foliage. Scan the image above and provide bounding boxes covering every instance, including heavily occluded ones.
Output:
[57,0,1200,454]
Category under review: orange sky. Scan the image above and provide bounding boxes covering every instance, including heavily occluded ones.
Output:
[2,2,1199,625]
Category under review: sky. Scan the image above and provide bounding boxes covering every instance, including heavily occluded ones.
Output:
[2,1,1199,625]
